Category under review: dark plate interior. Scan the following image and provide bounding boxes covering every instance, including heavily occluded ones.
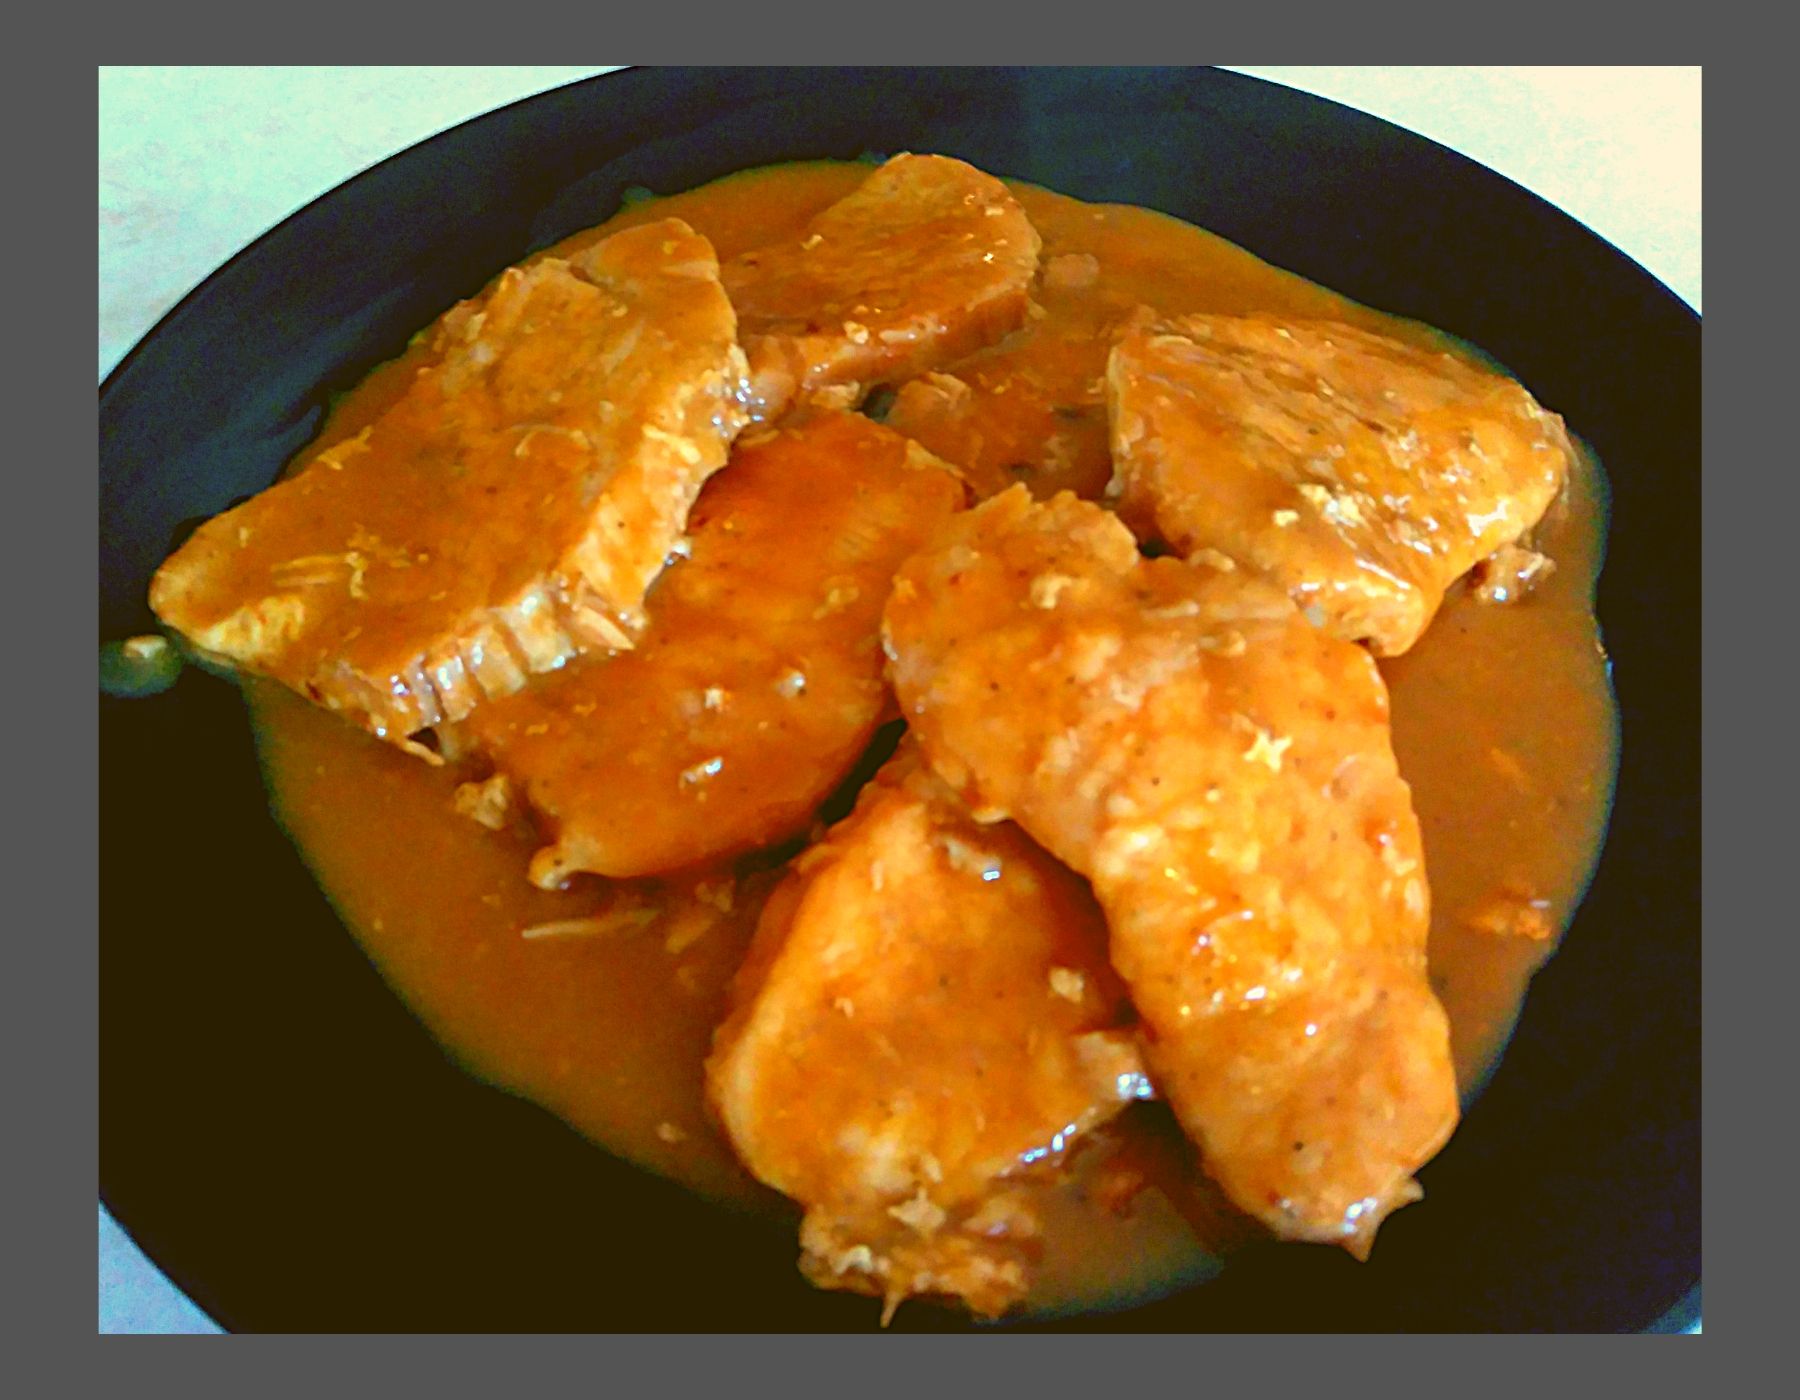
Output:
[99,66,1700,1332]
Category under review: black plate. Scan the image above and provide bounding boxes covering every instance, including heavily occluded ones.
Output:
[99,66,1700,1332]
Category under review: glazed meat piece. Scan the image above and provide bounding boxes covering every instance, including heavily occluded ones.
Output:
[880,245,1149,504]
[453,412,967,887]
[722,154,1041,420]
[1107,313,1572,655]
[883,353,1114,504]
[882,488,1459,1255]
[707,741,1150,1321]
[149,219,750,750]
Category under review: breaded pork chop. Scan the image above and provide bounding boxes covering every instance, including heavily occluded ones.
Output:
[882,488,1459,1256]
[1107,313,1572,655]
[722,154,1041,420]
[453,412,968,887]
[707,741,1149,1321]
[150,219,750,750]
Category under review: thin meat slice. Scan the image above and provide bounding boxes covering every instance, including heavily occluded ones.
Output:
[882,488,1459,1256]
[1107,313,1572,655]
[150,219,750,749]
[453,412,968,886]
[722,154,1042,420]
[879,248,1152,504]
[706,741,1149,1321]
[882,351,1114,504]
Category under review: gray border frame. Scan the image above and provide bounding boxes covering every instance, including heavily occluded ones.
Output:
[67,43,1727,1388]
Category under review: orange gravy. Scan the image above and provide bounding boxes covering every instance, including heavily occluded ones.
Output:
[243,161,1618,1320]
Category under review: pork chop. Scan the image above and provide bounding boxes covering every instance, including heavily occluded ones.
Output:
[453,411,968,885]
[707,740,1148,1320]
[882,487,1460,1255]
[150,218,750,749]
[722,154,1041,420]
[1107,313,1571,655]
